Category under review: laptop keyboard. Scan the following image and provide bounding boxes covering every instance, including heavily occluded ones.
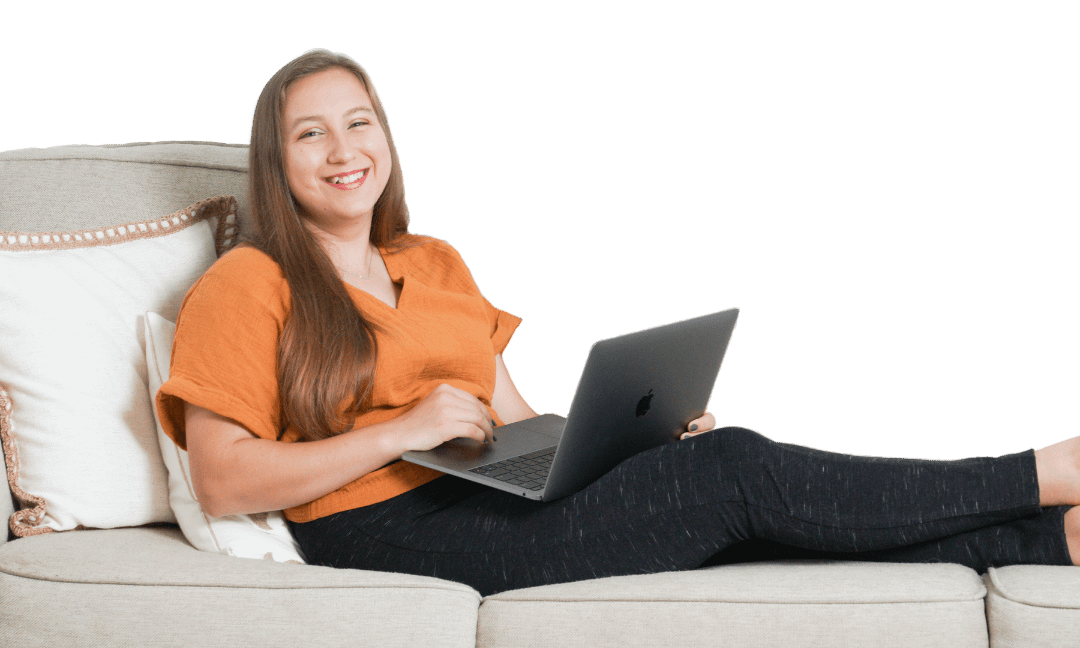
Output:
[469,446,557,491]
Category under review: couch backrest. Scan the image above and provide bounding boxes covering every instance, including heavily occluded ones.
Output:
[0,141,250,542]
[0,141,250,234]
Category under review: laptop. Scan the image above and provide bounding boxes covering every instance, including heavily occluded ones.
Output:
[401,308,739,501]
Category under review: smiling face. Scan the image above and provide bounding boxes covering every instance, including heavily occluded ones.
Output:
[282,67,393,237]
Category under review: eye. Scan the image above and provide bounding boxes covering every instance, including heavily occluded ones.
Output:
[298,128,324,140]
[349,119,370,128]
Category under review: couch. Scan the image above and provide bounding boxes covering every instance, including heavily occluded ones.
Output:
[1,142,1078,647]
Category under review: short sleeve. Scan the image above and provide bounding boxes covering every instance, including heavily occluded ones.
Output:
[407,237,521,355]
[483,296,521,355]
[156,248,288,449]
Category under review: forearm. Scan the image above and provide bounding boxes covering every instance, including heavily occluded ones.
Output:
[187,403,405,517]
[491,354,537,423]
[186,381,498,517]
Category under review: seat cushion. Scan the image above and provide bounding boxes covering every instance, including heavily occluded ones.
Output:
[985,565,1080,648]
[478,561,990,648]
[0,527,479,647]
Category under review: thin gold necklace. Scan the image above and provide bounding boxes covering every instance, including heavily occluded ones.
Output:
[338,245,375,281]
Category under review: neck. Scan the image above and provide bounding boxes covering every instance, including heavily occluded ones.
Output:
[302,213,374,248]
[309,230,377,282]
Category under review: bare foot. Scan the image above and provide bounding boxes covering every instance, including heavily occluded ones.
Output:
[1034,437,1080,507]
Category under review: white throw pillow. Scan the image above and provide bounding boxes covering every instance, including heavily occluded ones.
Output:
[0,196,237,535]
[144,312,306,563]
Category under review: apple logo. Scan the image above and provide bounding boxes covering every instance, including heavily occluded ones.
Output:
[636,389,654,417]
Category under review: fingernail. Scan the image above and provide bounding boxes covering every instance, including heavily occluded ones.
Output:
[491,419,497,426]
[680,433,688,440]
[689,424,698,432]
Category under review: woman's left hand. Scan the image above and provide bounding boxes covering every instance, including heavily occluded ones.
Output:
[679,412,716,440]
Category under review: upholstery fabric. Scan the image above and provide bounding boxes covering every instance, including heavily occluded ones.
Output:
[0,527,479,648]
[477,561,990,647]
[985,565,1080,647]
[0,142,250,233]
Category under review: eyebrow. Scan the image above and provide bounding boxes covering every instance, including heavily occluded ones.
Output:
[290,107,376,131]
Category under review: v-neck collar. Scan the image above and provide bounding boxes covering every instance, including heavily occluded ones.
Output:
[343,245,406,311]
[379,245,407,286]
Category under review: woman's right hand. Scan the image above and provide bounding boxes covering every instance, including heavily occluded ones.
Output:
[389,383,495,453]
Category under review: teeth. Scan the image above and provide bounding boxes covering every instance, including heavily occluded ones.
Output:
[330,170,366,184]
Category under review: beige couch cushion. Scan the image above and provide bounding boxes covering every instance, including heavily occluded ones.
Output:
[478,561,990,648]
[985,565,1080,648]
[0,526,480,647]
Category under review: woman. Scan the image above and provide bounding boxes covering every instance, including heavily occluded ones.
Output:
[158,50,1080,596]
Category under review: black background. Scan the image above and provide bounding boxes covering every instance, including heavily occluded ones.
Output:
[12,40,1067,462]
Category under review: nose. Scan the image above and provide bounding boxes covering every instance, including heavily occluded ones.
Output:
[326,131,355,165]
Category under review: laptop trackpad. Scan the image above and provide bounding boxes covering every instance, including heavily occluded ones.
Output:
[404,414,565,471]
[507,413,565,440]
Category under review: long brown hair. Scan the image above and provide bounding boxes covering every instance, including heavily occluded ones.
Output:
[249,49,410,441]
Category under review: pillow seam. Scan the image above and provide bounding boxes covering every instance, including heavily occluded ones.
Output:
[0,384,53,538]
[0,195,237,252]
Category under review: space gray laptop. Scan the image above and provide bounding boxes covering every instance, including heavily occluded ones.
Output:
[402,308,739,501]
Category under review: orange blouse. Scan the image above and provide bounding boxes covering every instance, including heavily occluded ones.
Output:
[156,235,520,522]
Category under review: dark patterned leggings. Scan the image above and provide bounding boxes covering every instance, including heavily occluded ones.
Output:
[290,427,1072,596]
